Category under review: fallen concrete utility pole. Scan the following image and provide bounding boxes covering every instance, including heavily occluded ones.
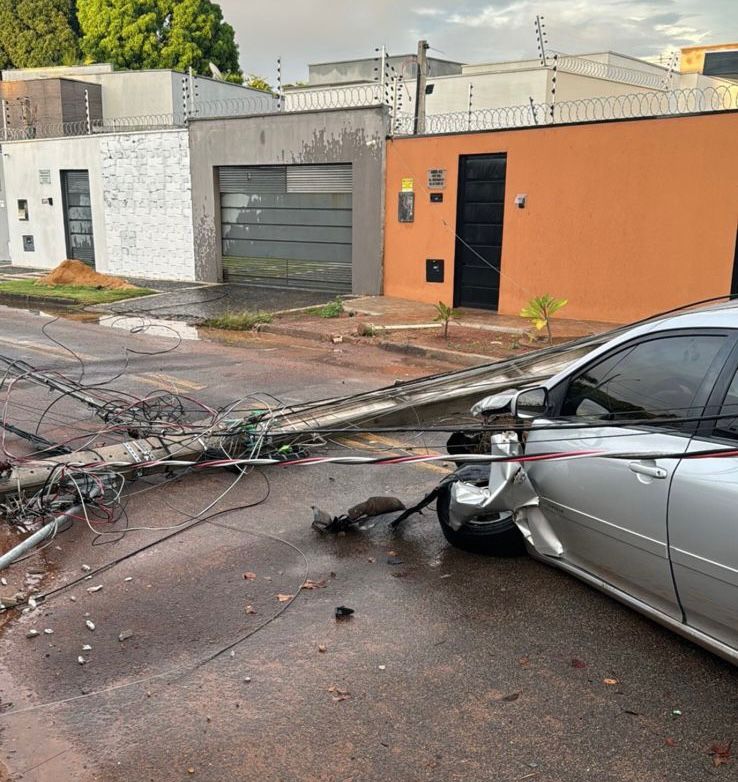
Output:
[0,428,228,499]
[0,329,617,501]
[264,329,617,435]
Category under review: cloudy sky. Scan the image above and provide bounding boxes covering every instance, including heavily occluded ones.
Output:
[219,0,736,82]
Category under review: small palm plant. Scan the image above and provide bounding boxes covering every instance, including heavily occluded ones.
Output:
[520,294,568,344]
[434,301,459,339]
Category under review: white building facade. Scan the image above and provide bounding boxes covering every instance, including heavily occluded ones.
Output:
[2,129,195,280]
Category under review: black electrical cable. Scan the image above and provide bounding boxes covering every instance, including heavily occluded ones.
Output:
[33,470,271,605]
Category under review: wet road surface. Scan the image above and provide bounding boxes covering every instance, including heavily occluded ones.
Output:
[0,305,735,782]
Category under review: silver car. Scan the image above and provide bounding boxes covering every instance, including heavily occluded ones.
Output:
[439,303,738,665]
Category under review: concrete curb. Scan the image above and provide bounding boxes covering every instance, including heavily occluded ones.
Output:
[261,322,499,367]
[0,293,78,308]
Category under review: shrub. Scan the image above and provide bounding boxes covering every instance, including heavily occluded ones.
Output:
[520,295,567,343]
[433,301,460,339]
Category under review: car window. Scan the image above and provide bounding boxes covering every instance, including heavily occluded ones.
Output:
[560,335,725,421]
[714,370,738,439]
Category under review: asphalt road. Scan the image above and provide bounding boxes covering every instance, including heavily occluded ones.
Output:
[0,305,735,782]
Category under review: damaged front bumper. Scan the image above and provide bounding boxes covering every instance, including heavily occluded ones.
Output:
[448,432,563,558]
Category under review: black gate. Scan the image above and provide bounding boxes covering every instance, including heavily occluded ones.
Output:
[61,170,95,267]
[454,153,507,310]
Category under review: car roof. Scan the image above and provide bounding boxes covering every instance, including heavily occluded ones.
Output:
[653,301,738,331]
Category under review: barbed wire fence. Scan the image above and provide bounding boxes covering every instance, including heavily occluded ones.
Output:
[0,83,735,142]
[391,85,738,136]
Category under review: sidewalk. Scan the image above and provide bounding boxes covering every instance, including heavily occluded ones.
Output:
[265,295,616,366]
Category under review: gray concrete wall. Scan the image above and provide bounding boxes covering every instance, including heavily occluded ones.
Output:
[0,158,9,261]
[187,106,388,294]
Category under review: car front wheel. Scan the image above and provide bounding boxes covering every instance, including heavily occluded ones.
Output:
[436,483,525,556]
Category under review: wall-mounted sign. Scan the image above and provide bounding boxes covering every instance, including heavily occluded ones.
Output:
[38,169,51,185]
[427,169,446,189]
[401,177,414,192]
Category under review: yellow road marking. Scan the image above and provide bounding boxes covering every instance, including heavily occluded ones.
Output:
[341,433,451,475]
[133,373,205,392]
[0,335,98,364]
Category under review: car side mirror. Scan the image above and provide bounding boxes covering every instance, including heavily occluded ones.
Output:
[511,387,549,419]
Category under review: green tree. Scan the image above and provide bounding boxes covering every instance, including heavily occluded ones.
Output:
[77,0,242,80]
[0,0,80,69]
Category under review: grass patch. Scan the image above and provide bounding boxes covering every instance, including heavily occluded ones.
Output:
[202,311,273,331]
[0,279,155,305]
[307,298,344,319]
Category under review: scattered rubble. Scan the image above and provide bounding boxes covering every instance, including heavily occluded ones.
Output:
[86,585,103,593]
[85,620,95,631]
[118,630,134,642]
[25,629,39,639]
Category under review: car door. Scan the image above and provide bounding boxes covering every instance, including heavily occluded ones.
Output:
[523,331,733,619]
[668,348,738,651]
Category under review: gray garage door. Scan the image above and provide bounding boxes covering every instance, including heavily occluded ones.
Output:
[219,164,352,291]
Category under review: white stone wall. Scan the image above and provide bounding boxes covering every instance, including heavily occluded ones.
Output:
[100,130,195,281]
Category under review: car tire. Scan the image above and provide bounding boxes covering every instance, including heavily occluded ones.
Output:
[436,483,525,556]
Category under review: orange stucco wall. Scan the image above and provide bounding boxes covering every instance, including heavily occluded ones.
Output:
[383,112,738,323]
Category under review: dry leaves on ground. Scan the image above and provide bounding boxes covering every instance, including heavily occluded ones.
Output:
[276,594,293,603]
[709,741,733,767]
[328,685,350,702]
[243,572,257,580]
[301,579,327,590]
[245,605,257,614]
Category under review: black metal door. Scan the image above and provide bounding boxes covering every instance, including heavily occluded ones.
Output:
[454,154,507,310]
[61,170,95,267]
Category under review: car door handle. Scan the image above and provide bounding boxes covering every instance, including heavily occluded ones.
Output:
[628,461,667,479]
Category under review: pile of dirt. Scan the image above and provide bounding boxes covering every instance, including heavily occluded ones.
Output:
[36,259,135,289]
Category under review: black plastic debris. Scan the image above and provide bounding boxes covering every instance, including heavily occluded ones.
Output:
[312,466,493,536]
[335,606,354,621]
[312,496,406,534]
